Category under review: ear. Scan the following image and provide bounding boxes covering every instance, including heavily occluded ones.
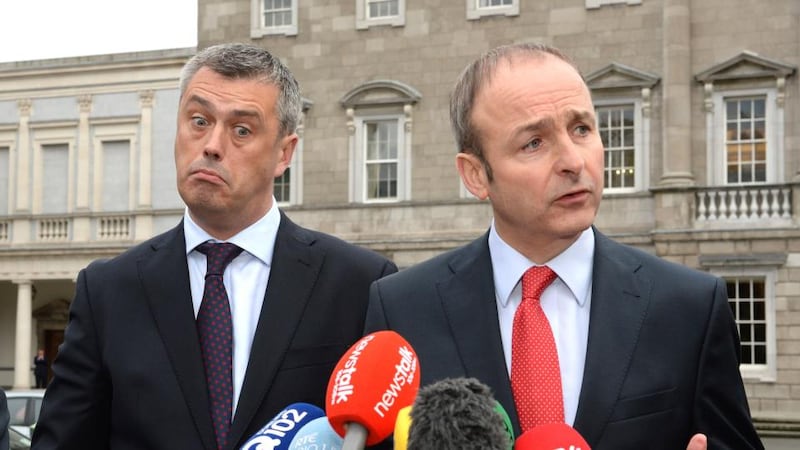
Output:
[456,152,489,200]
[273,133,298,178]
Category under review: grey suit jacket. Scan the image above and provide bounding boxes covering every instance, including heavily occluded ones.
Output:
[365,228,762,449]
[32,212,397,450]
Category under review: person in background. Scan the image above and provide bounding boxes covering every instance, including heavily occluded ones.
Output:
[365,43,761,449]
[1,388,9,450]
[33,350,47,389]
[31,43,397,450]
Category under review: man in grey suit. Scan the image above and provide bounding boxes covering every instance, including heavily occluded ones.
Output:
[365,43,761,449]
[32,43,396,450]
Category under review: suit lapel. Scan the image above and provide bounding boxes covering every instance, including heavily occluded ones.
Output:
[573,230,651,445]
[437,234,522,435]
[228,214,322,447]
[138,224,217,450]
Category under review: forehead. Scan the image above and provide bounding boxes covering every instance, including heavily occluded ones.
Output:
[479,53,589,102]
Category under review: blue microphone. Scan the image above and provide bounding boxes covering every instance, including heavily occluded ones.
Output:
[240,402,326,450]
[287,417,344,450]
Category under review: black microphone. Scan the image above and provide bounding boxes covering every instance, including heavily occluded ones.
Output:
[406,377,513,450]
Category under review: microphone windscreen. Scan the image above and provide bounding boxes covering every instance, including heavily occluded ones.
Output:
[326,330,420,446]
[240,402,325,450]
[493,401,515,445]
[287,417,344,450]
[514,423,591,450]
[393,405,412,450]
[408,377,512,450]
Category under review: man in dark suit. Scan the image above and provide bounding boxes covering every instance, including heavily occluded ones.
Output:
[31,43,396,450]
[365,43,761,449]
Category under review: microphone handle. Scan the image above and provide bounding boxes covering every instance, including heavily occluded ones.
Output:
[342,422,369,450]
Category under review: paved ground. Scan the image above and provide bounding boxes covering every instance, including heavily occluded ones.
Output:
[762,436,798,449]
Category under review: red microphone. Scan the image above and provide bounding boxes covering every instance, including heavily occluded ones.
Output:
[326,330,420,449]
[515,423,591,450]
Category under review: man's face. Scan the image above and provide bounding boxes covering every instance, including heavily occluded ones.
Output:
[175,67,297,238]
[457,55,604,262]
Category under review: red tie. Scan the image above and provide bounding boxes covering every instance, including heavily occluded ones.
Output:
[511,265,563,432]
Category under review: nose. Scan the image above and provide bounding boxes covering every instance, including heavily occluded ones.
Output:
[203,124,226,160]
[554,134,585,177]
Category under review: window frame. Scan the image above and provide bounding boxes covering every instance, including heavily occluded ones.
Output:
[708,88,779,186]
[714,268,777,382]
[251,0,298,38]
[357,0,405,30]
[594,99,646,194]
[466,0,519,20]
[353,113,407,203]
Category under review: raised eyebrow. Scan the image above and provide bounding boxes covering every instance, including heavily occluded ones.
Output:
[184,95,261,121]
[567,109,596,125]
[514,117,556,136]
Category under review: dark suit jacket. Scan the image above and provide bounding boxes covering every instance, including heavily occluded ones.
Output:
[32,213,397,450]
[365,228,763,449]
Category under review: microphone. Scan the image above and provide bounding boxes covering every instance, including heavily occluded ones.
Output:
[240,402,325,450]
[406,377,513,450]
[287,416,344,450]
[514,423,591,450]
[392,406,412,450]
[326,331,420,449]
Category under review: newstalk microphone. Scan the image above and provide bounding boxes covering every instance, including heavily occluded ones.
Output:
[326,331,420,450]
[405,377,513,450]
[239,402,325,450]
[514,423,591,450]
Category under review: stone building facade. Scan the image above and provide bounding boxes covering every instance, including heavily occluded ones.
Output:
[198,0,800,439]
[0,0,797,444]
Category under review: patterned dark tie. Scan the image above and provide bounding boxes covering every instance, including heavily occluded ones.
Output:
[196,242,243,450]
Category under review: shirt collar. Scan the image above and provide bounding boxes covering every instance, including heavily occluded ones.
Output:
[489,223,595,308]
[183,198,281,266]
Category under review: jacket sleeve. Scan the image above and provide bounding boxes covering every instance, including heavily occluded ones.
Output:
[693,277,764,450]
[31,268,111,450]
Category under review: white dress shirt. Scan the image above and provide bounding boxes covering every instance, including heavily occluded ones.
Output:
[490,225,594,426]
[184,200,280,419]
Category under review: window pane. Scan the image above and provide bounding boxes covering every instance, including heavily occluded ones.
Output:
[726,276,768,366]
[724,96,768,184]
[597,104,635,189]
[274,168,291,203]
[368,0,398,18]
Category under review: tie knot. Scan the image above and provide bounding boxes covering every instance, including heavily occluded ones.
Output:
[196,242,244,276]
[522,266,557,300]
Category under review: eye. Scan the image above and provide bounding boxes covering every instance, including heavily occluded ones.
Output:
[574,124,590,136]
[191,116,208,127]
[234,126,251,137]
[523,138,542,151]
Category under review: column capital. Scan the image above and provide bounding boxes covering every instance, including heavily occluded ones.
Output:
[77,94,92,113]
[17,98,32,116]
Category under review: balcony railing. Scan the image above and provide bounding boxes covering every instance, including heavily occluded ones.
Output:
[98,215,131,240]
[38,218,70,241]
[695,184,792,224]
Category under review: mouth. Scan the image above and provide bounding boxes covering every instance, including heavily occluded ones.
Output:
[190,168,225,184]
[556,188,591,203]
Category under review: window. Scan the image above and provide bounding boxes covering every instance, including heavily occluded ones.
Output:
[341,80,421,203]
[586,63,658,193]
[586,0,642,8]
[724,96,766,184]
[357,0,405,29]
[274,99,309,206]
[697,51,793,187]
[466,0,519,20]
[597,104,636,190]
[364,119,399,200]
[251,0,297,37]
[721,272,776,381]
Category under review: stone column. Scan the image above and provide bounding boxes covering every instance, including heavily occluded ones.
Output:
[13,280,33,389]
[659,0,695,187]
[76,95,92,211]
[15,99,32,212]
